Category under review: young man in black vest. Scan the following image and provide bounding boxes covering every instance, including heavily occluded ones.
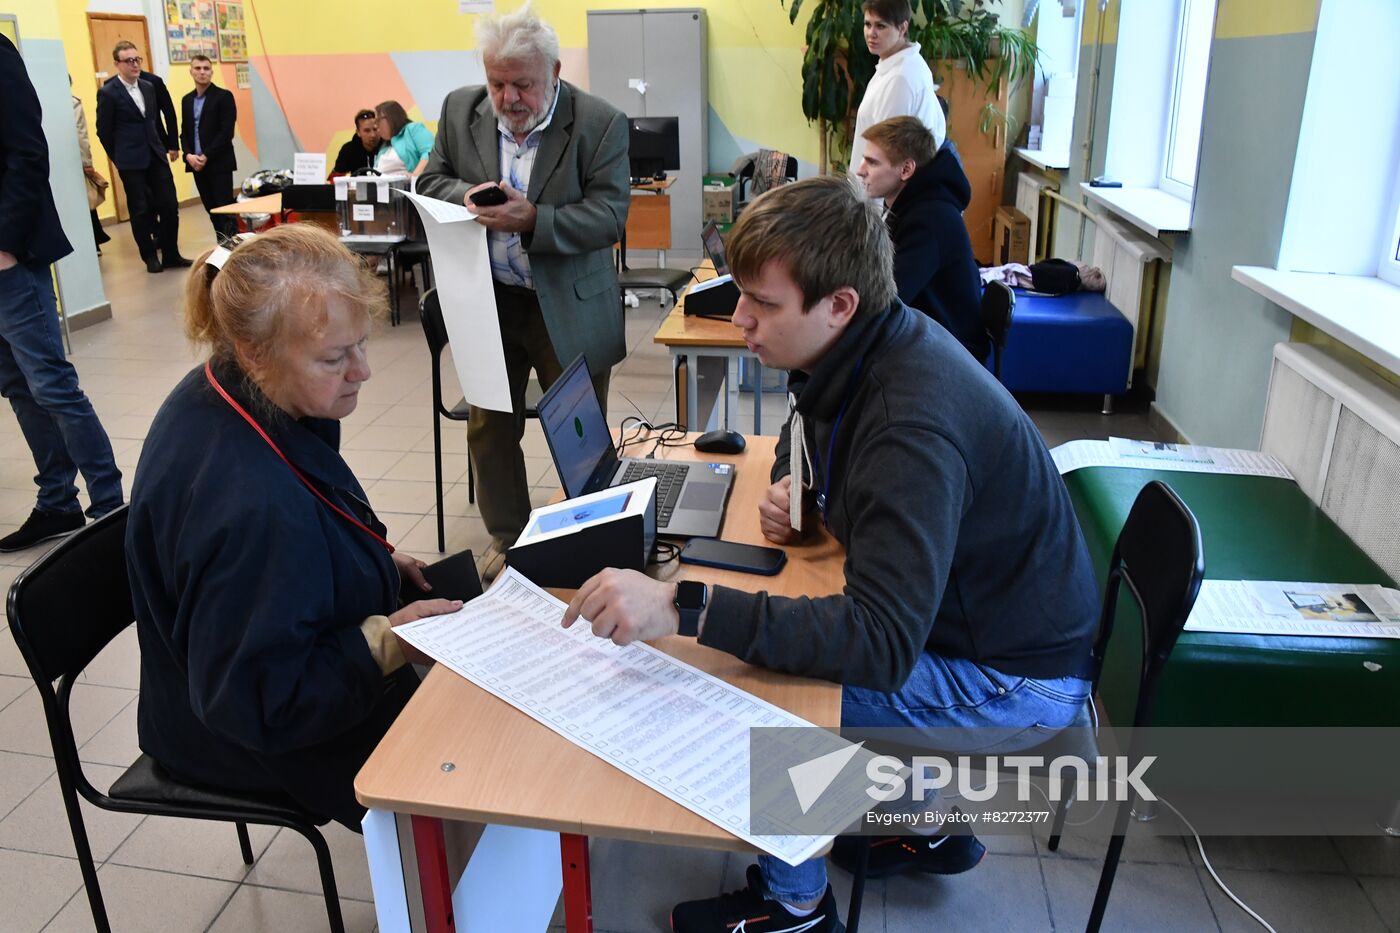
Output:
[562,176,1100,933]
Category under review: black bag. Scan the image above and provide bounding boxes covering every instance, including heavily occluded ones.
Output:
[1029,258,1081,295]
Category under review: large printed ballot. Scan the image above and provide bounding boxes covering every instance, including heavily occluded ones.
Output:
[400,190,511,412]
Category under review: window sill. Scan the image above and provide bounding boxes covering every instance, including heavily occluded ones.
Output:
[1079,183,1192,238]
[1232,266,1400,377]
[1015,147,1069,172]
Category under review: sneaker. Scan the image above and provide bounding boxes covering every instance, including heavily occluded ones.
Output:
[475,539,508,585]
[144,255,163,274]
[0,509,85,552]
[830,831,986,879]
[162,253,194,268]
[671,865,843,933]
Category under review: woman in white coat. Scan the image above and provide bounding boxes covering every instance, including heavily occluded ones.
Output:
[848,0,946,188]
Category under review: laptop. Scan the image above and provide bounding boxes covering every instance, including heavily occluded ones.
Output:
[701,221,730,276]
[537,355,735,538]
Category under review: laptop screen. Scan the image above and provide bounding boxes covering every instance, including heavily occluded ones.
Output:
[537,356,616,498]
[701,221,730,277]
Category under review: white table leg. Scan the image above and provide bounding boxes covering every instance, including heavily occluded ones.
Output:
[454,825,563,931]
[363,808,412,933]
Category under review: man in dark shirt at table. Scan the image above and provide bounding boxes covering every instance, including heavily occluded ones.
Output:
[562,176,1100,933]
[331,108,381,176]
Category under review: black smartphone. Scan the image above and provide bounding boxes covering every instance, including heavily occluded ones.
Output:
[415,549,484,603]
[679,538,787,576]
[468,184,508,207]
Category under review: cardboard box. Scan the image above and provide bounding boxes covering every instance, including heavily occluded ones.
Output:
[993,206,1031,265]
[702,183,735,225]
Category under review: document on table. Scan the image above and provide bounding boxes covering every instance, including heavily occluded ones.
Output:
[399,190,511,412]
[393,568,862,865]
[1185,580,1400,639]
[1050,438,1293,480]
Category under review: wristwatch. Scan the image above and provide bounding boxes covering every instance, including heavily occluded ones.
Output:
[674,580,708,637]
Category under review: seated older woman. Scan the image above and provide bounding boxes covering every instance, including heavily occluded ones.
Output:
[126,224,460,828]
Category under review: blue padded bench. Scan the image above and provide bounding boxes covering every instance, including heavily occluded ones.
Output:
[995,290,1133,409]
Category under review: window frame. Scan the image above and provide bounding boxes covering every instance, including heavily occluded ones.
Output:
[1380,168,1400,286]
[1159,0,1217,201]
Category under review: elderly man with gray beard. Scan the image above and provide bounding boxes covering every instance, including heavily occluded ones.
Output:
[419,4,630,581]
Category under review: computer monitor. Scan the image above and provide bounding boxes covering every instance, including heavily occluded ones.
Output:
[701,221,730,277]
[628,116,680,179]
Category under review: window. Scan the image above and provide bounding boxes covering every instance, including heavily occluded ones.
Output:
[1381,164,1400,286]
[1159,0,1217,199]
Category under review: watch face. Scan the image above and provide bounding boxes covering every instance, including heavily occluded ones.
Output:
[676,580,706,610]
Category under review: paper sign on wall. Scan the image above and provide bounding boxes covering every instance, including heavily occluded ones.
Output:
[292,152,327,184]
[352,203,375,222]
[459,0,494,11]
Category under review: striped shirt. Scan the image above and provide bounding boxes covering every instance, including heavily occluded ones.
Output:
[487,86,560,290]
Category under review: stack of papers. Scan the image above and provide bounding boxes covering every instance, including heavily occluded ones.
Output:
[1185,581,1400,639]
[1051,438,1292,479]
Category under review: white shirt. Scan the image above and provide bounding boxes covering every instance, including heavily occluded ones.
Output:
[119,75,146,116]
[487,84,560,289]
[849,43,945,185]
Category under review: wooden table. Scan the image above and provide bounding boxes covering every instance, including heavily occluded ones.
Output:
[653,261,776,434]
[622,176,674,267]
[356,436,843,932]
[209,192,283,216]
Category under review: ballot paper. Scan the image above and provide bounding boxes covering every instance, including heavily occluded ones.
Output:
[1184,580,1400,639]
[399,189,511,412]
[393,568,864,865]
[1050,438,1293,479]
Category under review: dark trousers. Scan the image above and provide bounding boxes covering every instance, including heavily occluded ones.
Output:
[192,167,237,239]
[118,156,180,260]
[469,283,610,546]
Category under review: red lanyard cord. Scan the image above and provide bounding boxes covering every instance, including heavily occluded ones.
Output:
[204,361,395,554]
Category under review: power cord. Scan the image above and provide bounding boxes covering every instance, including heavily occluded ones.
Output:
[650,541,681,566]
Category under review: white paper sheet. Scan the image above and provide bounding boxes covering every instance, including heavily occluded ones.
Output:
[1050,439,1293,479]
[393,568,851,865]
[292,152,327,184]
[400,190,511,412]
[1184,580,1400,639]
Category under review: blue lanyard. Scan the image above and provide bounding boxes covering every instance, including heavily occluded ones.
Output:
[815,355,865,526]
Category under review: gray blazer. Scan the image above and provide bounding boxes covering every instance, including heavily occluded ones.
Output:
[418,81,631,373]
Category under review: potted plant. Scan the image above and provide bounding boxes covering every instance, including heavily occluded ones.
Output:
[781,0,1038,172]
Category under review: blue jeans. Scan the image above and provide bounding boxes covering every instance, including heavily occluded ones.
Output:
[0,262,123,517]
[759,652,1091,904]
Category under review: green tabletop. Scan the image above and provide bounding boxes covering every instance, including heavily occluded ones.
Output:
[1064,467,1399,727]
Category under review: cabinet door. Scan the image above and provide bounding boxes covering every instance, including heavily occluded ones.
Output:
[641,10,706,253]
[586,12,645,119]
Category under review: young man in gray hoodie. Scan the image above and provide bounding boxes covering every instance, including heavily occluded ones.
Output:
[563,176,1100,933]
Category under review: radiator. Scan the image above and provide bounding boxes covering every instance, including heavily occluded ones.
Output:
[1089,213,1171,380]
[1260,342,1400,580]
[1015,171,1056,262]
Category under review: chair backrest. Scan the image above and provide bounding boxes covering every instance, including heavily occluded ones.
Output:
[418,288,452,415]
[980,280,1015,351]
[7,507,132,768]
[1090,480,1205,728]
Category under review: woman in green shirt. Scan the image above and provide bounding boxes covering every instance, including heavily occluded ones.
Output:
[374,100,434,177]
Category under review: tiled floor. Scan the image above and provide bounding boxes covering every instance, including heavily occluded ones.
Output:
[1,207,1396,931]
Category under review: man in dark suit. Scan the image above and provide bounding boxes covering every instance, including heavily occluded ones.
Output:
[0,35,123,552]
[180,54,238,238]
[418,5,629,582]
[96,41,189,273]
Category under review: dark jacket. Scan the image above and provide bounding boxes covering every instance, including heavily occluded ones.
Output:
[887,147,986,361]
[332,136,378,176]
[126,361,416,826]
[0,35,72,266]
[702,300,1100,691]
[96,75,172,171]
[180,84,237,173]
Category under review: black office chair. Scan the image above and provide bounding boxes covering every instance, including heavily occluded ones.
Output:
[6,507,347,933]
[844,480,1204,933]
[732,151,799,209]
[981,280,1016,383]
[419,288,542,552]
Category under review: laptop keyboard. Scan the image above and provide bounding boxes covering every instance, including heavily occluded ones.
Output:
[619,460,691,527]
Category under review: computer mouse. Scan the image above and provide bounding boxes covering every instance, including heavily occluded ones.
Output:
[694,429,746,455]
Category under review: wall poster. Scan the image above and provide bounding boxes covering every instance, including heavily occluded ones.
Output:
[166,0,217,63]
[215,1,247,63]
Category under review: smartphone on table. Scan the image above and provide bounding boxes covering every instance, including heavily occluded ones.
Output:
[679,538,787,576]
